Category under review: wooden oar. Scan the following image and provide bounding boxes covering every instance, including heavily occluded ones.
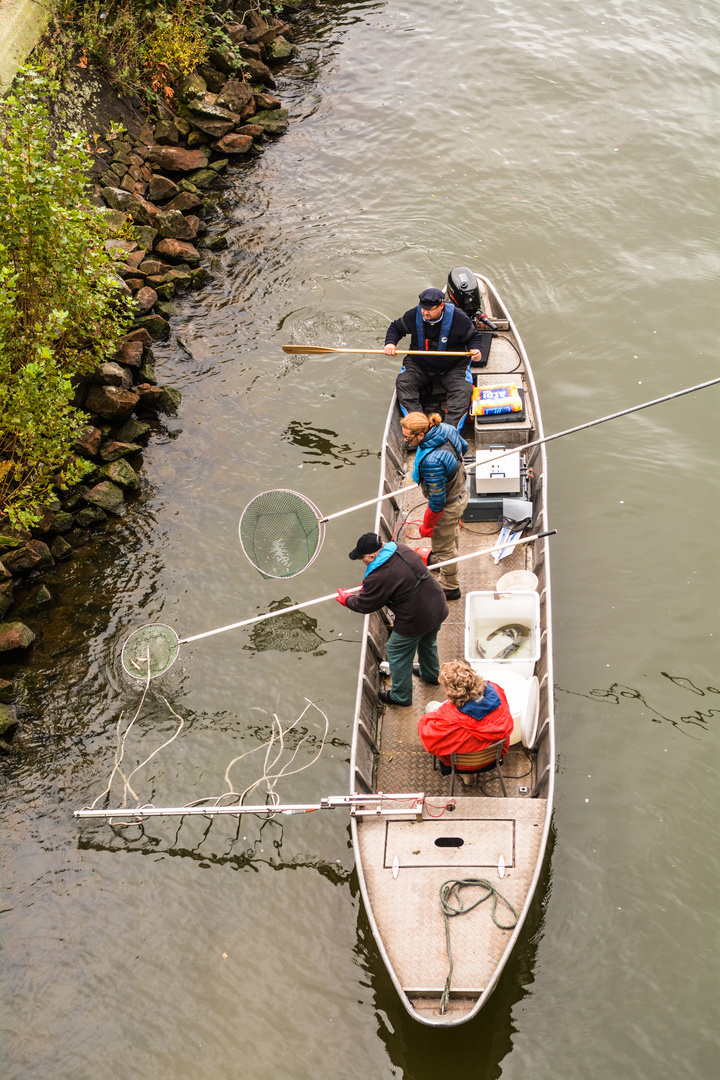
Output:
[282,344,473,357]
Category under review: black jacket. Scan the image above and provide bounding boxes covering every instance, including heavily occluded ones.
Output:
[345,544,448,636]
[385,304,484,373]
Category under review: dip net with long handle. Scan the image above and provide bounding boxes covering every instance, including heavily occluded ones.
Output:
[122,623,180,680]
[238,489,326,578]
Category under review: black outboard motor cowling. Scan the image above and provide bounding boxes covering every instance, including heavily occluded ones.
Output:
[447,266,483,318]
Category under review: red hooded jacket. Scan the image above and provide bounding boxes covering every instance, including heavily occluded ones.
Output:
[417,682,514,767]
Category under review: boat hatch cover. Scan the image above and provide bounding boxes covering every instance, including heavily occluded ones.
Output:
[384,819,515,869]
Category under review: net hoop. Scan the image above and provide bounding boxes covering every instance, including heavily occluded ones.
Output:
[238,489,326,579]
[121,623,180,680]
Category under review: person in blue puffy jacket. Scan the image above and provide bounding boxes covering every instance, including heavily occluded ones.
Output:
[401,411,469,600]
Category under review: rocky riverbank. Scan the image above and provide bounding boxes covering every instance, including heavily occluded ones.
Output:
[0,1,302,748]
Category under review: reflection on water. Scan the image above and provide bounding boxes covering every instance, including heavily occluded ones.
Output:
[79,816,352,885]
[282,419,377,467]
[244,601,330,654]
[558,672,720,736]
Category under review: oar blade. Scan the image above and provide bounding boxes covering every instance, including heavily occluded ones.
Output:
[282,344,340,354]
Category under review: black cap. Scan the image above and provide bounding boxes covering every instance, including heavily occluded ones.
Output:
[348,532,383,560]
[418,287,445,307]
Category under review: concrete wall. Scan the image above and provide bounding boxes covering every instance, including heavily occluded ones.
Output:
[0,0,49,93]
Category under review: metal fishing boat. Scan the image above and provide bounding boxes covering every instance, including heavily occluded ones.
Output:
[349,270,555,1026]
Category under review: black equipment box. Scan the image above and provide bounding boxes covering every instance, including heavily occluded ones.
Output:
[462,473,506,522]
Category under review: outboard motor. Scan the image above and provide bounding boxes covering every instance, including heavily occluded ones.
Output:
[447,266,498,331]
[447,267,483,317]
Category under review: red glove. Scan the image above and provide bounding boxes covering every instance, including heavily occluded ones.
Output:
[336,588,354,606]
[419,507,443,538]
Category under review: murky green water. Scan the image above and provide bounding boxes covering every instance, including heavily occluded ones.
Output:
[2,1,718,1077]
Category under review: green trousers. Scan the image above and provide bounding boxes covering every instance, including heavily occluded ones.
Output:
[385,625,441,706]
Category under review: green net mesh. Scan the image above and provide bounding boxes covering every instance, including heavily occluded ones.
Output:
[239,490,324,578]
[121,624,180,680]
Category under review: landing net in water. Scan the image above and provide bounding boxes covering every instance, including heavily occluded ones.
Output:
[239,489,325,578]
[121,623,180,680]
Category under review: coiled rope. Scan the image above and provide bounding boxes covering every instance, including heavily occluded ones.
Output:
[439,877,519,1013]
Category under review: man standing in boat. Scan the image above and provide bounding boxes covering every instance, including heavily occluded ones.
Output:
[384,286,486,429]
[336,532,448,707]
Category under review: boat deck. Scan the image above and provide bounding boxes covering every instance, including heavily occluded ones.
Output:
[376,501,538,797]
[355,797,546,1010]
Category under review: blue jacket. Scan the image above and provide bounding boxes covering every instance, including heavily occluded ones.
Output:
[413,423,468,512]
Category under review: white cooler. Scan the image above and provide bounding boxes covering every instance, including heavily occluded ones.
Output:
[464,589,541,678]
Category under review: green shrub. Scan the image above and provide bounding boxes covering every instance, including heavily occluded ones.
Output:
[0,69,133,528]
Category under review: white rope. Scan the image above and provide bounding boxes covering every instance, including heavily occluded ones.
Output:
[181,699,330,811]
[90,647,153,810]
[87,688,329,823]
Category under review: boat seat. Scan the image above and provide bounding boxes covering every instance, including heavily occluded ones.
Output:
[433,740,508,797]
[482,667,540,749]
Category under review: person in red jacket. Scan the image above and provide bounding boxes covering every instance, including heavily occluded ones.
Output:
[418,660,514,775]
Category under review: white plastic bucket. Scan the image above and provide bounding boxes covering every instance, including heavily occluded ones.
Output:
[496,570,538,592]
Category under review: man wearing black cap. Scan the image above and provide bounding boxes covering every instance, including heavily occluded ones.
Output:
[336,532,449,707]
[384,287,486,428]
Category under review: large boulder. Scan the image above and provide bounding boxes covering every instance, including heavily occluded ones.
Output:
[101,188,159,227]
[147,174,180,202]
[177,71,207,103]
[50,535,73,561]
[165,192,203,213]
[116,419,152,443]
[1,540,54,575]
[185,114,236,139]
[253,108,289,135]
[0,621,36,652]
[132,314,171,340]
[135,384,182,414]
[84,385,140,421]
[216,79,253,114]
[240,58,276,86]
[84,480,125,515]
[253,91,281,111]
[207,45,242,75]
[155,210,198,241]
[153,120,180,145]
[99,441,141,462]
[145,146,209,172]
[114,339,144,368]
[99,459,141,490]
[93,362,132,388]
[185,168,220,190]
[134,286,158,314]
[154,238,201,265]
[214,133,253,155]
[266,37,297,61]
[74,425,103,456]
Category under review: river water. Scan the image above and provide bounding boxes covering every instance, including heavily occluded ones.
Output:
[2,1,718,1077]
